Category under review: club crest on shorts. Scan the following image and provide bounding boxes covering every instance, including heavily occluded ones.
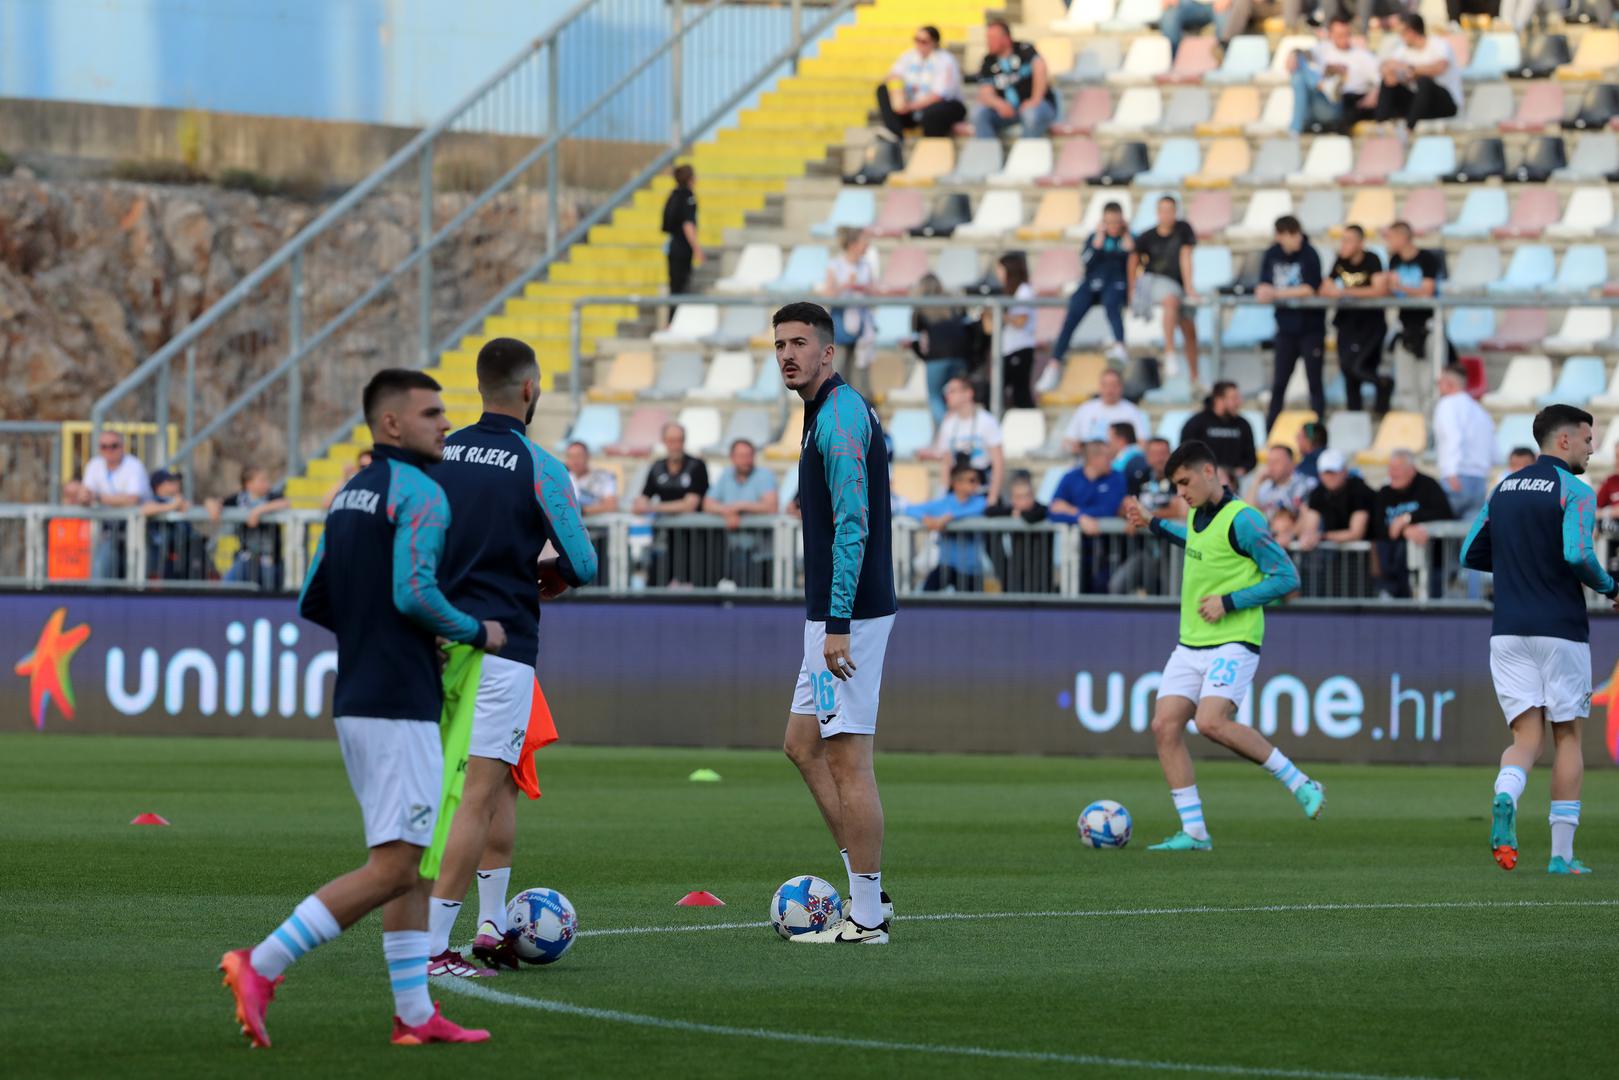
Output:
[408,804,432,830]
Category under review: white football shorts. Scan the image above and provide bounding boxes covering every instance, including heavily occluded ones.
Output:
[1489,635,1592,725]
[334,716,442,849]
[790,615,897,738]
[468,653,535,766]
[1158,643,1261,708]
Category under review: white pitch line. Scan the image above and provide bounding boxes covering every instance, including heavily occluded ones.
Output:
[577,897,1619,939]
[439,979,1460,1080]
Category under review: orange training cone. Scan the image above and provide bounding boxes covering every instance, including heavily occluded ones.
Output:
[130,812,170,826]
[675,891,725,906]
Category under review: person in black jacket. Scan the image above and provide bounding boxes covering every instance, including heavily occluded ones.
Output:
[1180,381,1257,481]
[983,472,1053,592]
[662,164,702,321]
[1373,448,1454,598]
[908,273,969,424]
[1257,215,1325,432]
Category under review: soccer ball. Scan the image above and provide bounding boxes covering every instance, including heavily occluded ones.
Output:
[1078,800,1132,848]
[770,875,843,939]
[506,887,577,964]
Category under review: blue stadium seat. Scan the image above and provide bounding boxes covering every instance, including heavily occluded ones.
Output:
[1390,136,1456,185]
[736,354,785,402]
[887,409,935,460]
[1136,139,1201,187]
[1447,307,1495,349]
[1462,32,1521,81]
[1206,35,1269,83]
[1441,188,1509,238]
[1129,190,1166,234]
[1156,409,1194,444]
[564,404,623,454]
[810,189,875,239]
[1547,245,1608,296]
[1494,413,1536,465]
[1192,246,1234,293]
[1537,355,1608,406]
[1486,245,1556,295]
[1222,306,1276,349]
[872,306,912,347]
[769,245,830,295]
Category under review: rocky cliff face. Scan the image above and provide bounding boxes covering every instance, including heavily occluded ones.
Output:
[0,170,578,501]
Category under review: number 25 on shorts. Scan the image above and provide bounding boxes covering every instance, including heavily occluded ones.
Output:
[1209,658,1238,687]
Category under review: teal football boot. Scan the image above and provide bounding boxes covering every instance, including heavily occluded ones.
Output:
[1147,831,1213,852]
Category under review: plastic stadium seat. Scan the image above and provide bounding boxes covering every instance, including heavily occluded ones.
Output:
[1539,355,1608,406]
[890,462,933,504]
[1443,188,1509,237]
[871,306,912,348]
[1493,188,1560,239]
[1092,142,1151,187]
[1554,133,1619,180]
[1445,137,1507,183]
[1487,245,1556,295]
[1209,36,1269,84]
[1259,37,1316,85]
[1161,87,1214,132]
[1264,410,1317,450]
[1109,37,1173,85]
[954,192,1023,240]
[588,351,654,403]
[1040,139,1102,188]
[1446,32,1472,74]
[723,407,775,452]
[1188,190,1233,238]
[710,305,770,349]
[1445,245,1503,295]
[1151,409,1191,446]
[565,404,622,453]
[770,245,830,295]
[1556,28,1619,80]
[865,353,908,403]
[1482,355,1554,407]
[653,303,719,345]
[942,139,1003,186]
[1161,38,1219,84]
[869,189,926,237]
[689,351,754,401]
[1035,36,1077,81]
[1500,82,1566,132]
[1060,305,1116,350]
[888,138,954,187]
[1129,191,1168,236]
[1038,353,1107,407]
[647,351,706,399]
[1032,248,1082,296]
[1287,135,1352,187]
[675,406,723,455]
[1515,34,1572,80]
[1185,138,1249,189]
[933,247,982,292]
[844,138,904,186]
[1442,83,1514,132]
[1001,409,1048,460]
[874,246,930,296]
[1220,249,1265,296]
[887,409,934,460]
[1356,412,1427,466]
[811,189,875,240]
[605,405,672,457]
[1236,137,1296,186]
[1589,362,1619,408]
[1227,189,1293,240]
[1248,88,1296,136]
[1398,187,1447,236]
[1137,138,1201,187]
[1568,0,1613,24]
[1482,309,1548,352]
[1391,137,1455,185]
[1545,308,1614,353]
[1341,137,1404,185]
[1548,245,1608,295]
[764,411,803,461]
[1223,306,1277,349]
[1068,38,1126,84]
[1104,0,1163,30]
[1032,306,1068,348]
[1337,188,1395,237]
[1327,411,1374,459]
[1199,87,1262,136]
[1051,87,1114,136]
[883,361,928,409]
[1548,188,1615,239]
[1510,136,1567,182]
[737,353,785,403]
[1192,246,1235,293]
[1054,0,1116,31]
[989,139,1053,187]
[1017,191,1083,243]
[1564,83,1619,130]
[1098,88,1163,135]
[1464,33,1521,81]
[1289,189,1338,238]
[1446,308,1495,350]
[911,192,973,238]
[714,244,782,294]
[1493,413,1537,464]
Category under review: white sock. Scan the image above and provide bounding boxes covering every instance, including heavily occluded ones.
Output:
[839,848,853,898]
[1171,785,1210,841]
[476,868,511,933]
[383,930,433,1026]
[849,870,883,929]
[1262,749,1309,794]
[250,894,340,979]
[428,898,462,956]
[1549,800,1580,861]
[1495,766,1528,806]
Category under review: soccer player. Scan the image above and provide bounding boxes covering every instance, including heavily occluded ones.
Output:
[1462,404,1617,875]
[1121,440,1322,851]
[425,338,597,974]
[220,369,504,1047]
[773,301,898,944]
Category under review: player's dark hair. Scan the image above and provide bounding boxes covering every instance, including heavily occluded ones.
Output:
[1343,224,1364,240]
[1109,421,1138,445]
[918,24,941,43]
[673,164,694,187]
[998,251,1029,292]
[1534,404,1595,448]
[1166,440,1218,478]
[362,368,441,425]
[772,301,836,346]
[1274,215,1302,236]
[476,336,538,398]
[1404,12,1426,35]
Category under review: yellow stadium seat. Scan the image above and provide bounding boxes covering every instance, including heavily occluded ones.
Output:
[1357,411,1428,465]
[1334,188,1396,238]
[1266,410,1318,450]
[765,411,805,461]
[886,138,954,187]
[1557,28,1618,80]
[1184,138,1250,189]
[588,351,655,402]
[1040,354,1108,407]
[1017,190,1084,241]
[1197,87,1261,136]
[891,462,934,505]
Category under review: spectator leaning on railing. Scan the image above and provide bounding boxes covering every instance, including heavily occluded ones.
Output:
[1181,381,1257,482]
[704,438,779,587]
[1061,368,1150,456]
[1382,221,1453,367]
[142,467,206,581]
[1296,420,1328,484]
[1433,363,1495,522]
[972,19,1056,138]
[1246,445,1315,517]
[322,447,373,511]
[984,471,1053,592]
[1111,436,1182,596]
[1373,448,1454,599]
[1297,448,1376,597]
[1051,440,1128,592]
[906,462,989,592]
[565,441,619,515]
[634,423,709,516]
[1321,224,1393,416]
[908,274,971,424]
[1109,421,1150,493]
[82,430,152,580]
[1257,214,1325,432]
[209,465,290,591]
[876,25,966,140]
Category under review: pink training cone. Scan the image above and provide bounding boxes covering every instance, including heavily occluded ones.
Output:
[675,891,725,907]
[130,812,170,826]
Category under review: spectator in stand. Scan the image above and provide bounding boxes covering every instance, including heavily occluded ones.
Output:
[82,430,152,580]
[1160,0,1300,59]
[62,477,93,508]
[1257,215,1325,433]
[908,274,969,424]
[704,438,779,586]
[1062,368,1150,455]
[984,471,1054,592]
[907,463,989,591]
[1246,444,1315,516]
[1320,225,1392,415]
[1381,221,1453,366]
[1296,420,1327,483]
[877,25,965,140]
[988,252,1039,410]
[1047,202,1132,383]
[142,467,204,581]
[662,165,701,320]
[1181,381,1258,481]
[1130,195,1201,389]
[209,465,290,591]
[634,423,709,515]
[1375,14,1461,129]
[1507,446,1538,474]
[1373,448,1454,598]
[1297,448,1376,596]
[565,441,619,515]
[1051,440,1128,591]
[1109,421,1150,492]
[972,19,1057,138]
[1110,436,1182,596]
[1432,363,1494,522]
[821,226,877,390]
[920,376,1006,505]
[1288,17,1380,134]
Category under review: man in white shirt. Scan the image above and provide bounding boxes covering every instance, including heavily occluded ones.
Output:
[81,429,152,580]
[565,440,619,515]
[876,25,965,140]
[1375,12,1460,130]
[1288,17,1381,134]
[1433,363,1494,523]
[919,377,1006,505]
[1061,368,1150,456]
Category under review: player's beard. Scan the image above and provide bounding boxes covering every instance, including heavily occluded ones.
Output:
[524,395,538,427]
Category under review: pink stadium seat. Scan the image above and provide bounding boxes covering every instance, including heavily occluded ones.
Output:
[874,246,930,295]
[869,190,926,237]
[1492,189,1560,239]
[1051,87,1114,135]
[1038,138,1103,185]
[1188,190,1232,237]
[1032,248,1082,296]
[1034,305,1067,346]
[1401,188,1447,236]
[1340,137,1403,185]
[1446,32,1471,72]
[1159,37,1218,84]
[1499,82,1565,132]
[1482,309,1549,352]
[605,406,671,457]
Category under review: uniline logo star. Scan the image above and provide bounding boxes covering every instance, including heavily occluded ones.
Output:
[14,607,91,730]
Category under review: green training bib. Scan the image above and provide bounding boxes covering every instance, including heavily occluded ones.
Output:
[1179,499,1265,649]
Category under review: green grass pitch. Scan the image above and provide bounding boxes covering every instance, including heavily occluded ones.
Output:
[4,733,1616,1079]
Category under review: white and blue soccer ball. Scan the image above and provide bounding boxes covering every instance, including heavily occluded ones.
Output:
[506,887,577,964]
[770,875,843,939]
[1078,799,1132,848]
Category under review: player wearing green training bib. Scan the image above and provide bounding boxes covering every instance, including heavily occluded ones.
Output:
[1121,440,1324,852]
